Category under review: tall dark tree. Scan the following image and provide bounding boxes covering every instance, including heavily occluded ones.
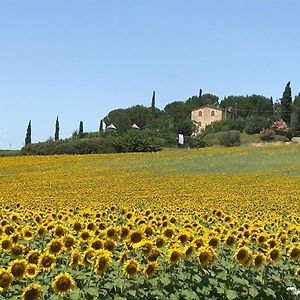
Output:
[99,119,104,132]
[151,91,156,112]
[199,89,202,98]
[55,116,59,141]
[281,81,292,124]
[25,120,31,145]
[292,93,300,131]
[79,121,84,134]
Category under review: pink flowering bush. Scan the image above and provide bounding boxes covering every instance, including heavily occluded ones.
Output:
[271,119,289,132]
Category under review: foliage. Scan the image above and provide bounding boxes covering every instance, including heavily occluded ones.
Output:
[244,116,270,134]
[79,121,84,138]
[220,95,274,118]
[281,82,293,124]
[114,129,162,152]
[55,117,59,141]
[185,136,207,148]
[219,130,241,147]
[260,129,275,141]
[25,120,32,145]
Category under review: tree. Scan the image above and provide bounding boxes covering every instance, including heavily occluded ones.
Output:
[99,119,104,132]
[151,91,156,112]
[25,120,31,145]
[79,121,84,135]
[292,93,300,131]
[55,116,59,141]
[281,82,292,124]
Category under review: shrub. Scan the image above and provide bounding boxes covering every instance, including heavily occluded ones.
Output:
[260,129,275,141]
[244,117,270,134]
[186,136,207,148]
[115,130,162,153]
[219,131,241,147]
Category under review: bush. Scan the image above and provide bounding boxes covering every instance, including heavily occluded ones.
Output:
[219,131,241,147]
[115,130,162,153]
[260,129,275,141]
[244,117,270,134]
[186,136,207,148]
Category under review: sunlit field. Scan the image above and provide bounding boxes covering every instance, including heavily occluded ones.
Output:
[1,144,300,299]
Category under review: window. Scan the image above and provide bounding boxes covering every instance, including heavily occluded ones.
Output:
[198,111,202,116]
[211,111,215,116]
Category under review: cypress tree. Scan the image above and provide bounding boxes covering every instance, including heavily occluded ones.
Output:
[25,120,31,145]
[99,119,103,132]
[281,82,292,124]
[151,91,156,112]
[79,121,84,135]
[55,116,59,141]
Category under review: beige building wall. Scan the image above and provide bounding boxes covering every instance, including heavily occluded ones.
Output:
[191,107,224,134]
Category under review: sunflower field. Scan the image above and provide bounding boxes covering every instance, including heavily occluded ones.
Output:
[1,144,300,299]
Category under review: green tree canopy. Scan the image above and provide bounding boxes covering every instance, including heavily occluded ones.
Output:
[281,82,292,124]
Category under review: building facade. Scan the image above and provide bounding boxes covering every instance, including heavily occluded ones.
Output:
[191,105,234,134]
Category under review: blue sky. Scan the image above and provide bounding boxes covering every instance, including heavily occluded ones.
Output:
[1,1,300,149]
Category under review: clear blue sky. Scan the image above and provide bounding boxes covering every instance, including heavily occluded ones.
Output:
[1,0,300,149]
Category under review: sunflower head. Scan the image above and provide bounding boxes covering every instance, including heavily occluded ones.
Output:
[167,248,182,265]
[25,264,39,279]
[52,273,75,297]
[21,283,42,300]
[197,247,216,267]
[266,248,281,263]
[94,250,112,275]
[122,259,140,279]
[252,253,265,269]
[144,261,158,278]
[288,245,300,260]
[0,269,13,292]
[234,246,252,267]
[8,259,27,279]
[38,253,56,272]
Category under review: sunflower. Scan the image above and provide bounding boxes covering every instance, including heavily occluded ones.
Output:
[183,243,195,257]
[140,241,153,257]
[147,247,162,262]
[90,238,103,250]
[208,236,220,248]
[163,226,175,239]
[27,250,41,265]
[25,264,39,279]
[94,249,112,275]
[69,249,81,268]
[234,246,252,267]
[224,235,236,248]
[167,248,182,265]
[144,261,158,278]
[155,236,165,248]
[52,272,75,297]
[127,229,144,249]
[266,248,281,263]
[122,259,140,279]
[10,243,24,258]
[197,247,216,267]
[288,244,300,260]
[38,253,56,272]
[53,225,66,238]
[8,259,27,279]
[82,249,95,268]
[103,239,116,252]
[295,266,300,280]
[0,237,12,252]
[252,253,265,269]
[46,238,65,256]
[22,227,34,241]
[0,269,13,292]
[63,235,76,249]
[21,283,42,300]
[37,226,46,237]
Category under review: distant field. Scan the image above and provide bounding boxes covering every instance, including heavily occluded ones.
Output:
[0,144,300,299]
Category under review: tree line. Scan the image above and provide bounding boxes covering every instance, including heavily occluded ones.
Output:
[24,82,300,147]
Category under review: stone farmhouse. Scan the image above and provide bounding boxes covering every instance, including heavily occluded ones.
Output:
[191,105,235,135]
